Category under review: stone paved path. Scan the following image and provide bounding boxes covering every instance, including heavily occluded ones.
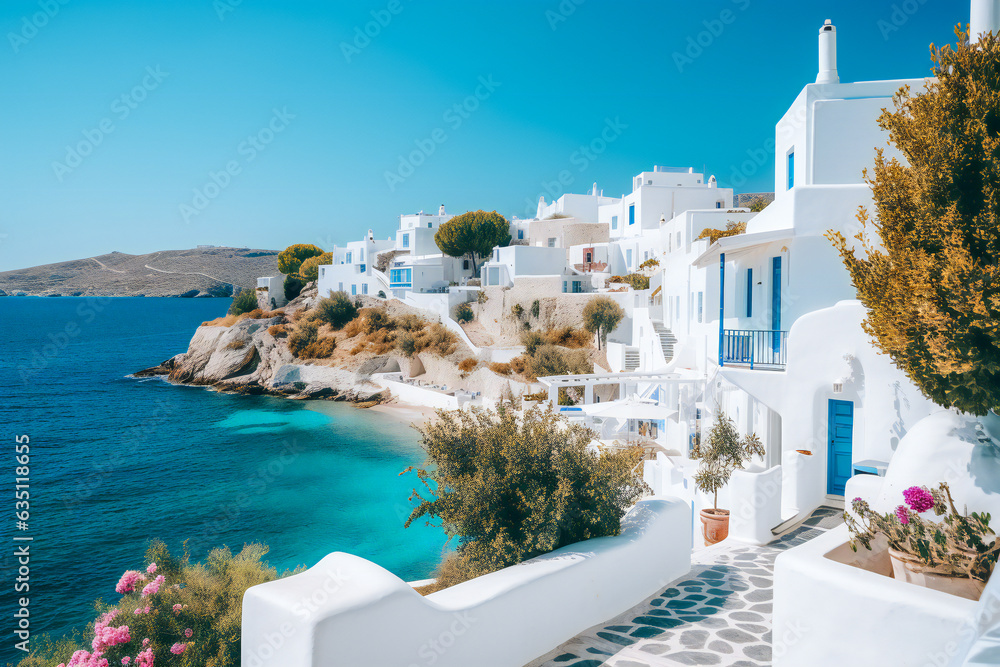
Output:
[526,507,844,667]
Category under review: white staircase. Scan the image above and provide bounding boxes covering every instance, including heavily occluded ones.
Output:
[624,347,640,371]
[651,321,677,363]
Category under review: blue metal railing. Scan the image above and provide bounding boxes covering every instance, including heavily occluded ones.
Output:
[720,329,788,369]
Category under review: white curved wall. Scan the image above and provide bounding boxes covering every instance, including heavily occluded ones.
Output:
[241,497,691,667]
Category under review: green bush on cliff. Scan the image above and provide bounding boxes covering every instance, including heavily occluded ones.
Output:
[16,541,300,667]
[297,252,333,282]
[228,288,258,316]
[314,292,358,330]
[277,244,324,275]
[405,404,648,590]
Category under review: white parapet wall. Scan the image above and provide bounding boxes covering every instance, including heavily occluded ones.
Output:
[241,497,692,667]
[728,465,783,545]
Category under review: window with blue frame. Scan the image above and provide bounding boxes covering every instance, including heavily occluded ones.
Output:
[360,264,366,273]
[746,268,753,317]
[611,215,618,230]
[517,229,524,240]
[362,283,368,295]
[628,205,635,225]
[572,281,582,293]
[389,268,412,286]
[402,234,409,248]
[626,249,632,267]
[787,150,795,190]
[359,249,364,261]
[346,252,352,263]
[351,284,357,295]
[697,292,703,323]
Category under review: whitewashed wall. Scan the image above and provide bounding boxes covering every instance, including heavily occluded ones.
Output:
[241,497,692,667]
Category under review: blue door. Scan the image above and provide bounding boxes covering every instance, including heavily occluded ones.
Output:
[771,256,782,354]
[827,399,854,495]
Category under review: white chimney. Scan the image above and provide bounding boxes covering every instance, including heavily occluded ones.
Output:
[536,195,546,219]
[709,175,718,189]
[972,0,1000,42]
[438,204,446,216]
[816,20,839,85]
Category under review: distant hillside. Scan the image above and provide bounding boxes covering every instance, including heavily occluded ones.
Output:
[0,247,280,297]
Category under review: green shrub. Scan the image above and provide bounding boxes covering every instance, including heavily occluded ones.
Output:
[521,330,544,356]
[228,288,258,316]
[405,406,648,583]
[314,292,358,330]
[582,296,625,349]
[511,303,524,319]
[397,333,416,357]
[277,243,324,275]
[288,320,319,357]
[530,299,540,319]
[455,303,474,323]
[16,541,298,667]
[283,274,307,301]
[362,308,393,334]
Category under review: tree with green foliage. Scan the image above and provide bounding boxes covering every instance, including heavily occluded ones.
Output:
[405,405,648,581]
[434,210,510,274]
[297,252,333,282]
[827,27,1000,415]
[694,410,764,511]
[284,274,307,301]
[277,244,324,275]
[583,296,625,349]
[228,288,258,316]
[314,291,358,329]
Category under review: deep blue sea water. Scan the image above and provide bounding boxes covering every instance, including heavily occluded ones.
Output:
[0,297,447,643]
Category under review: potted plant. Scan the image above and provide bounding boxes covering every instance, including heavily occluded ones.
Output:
[847,483,1000,600]
[693,410,764,545]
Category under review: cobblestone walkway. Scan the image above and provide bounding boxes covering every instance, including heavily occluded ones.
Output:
[527,507,843,667]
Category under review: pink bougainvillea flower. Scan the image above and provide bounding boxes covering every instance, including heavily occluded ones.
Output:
[141,575,165,597]
[172,604,183,615]
[184,628,193,638]
[142,638,150,647]
[135,648,155,667]
[133,608,141,616]
[170,643,187,655]
[115,571,144,595]
[121,659,130,666]
[92,616,131,652]
[895,505,911,525]
[146,563,157,574]
[903,486,935,513]
[852,497,862,503]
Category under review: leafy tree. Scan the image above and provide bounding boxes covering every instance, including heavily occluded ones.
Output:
[314,292,358,330]
[827,28,1000,414]
[693,410,764,511]
[434,210,510,274]
[228,288,258,316]
[277,244,324,275]
[696,220,747,245]
[583,296,625,349]
[405,405,648,580]
[455,302,474,323]
[297,252,333,282]
[283,274,306,301]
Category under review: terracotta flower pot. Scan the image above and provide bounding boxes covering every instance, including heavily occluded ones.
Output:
[887,548,987,601]
[700,508,730,546]
[795,449,812,455]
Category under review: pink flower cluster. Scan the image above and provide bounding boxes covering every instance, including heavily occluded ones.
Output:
[141,575,165,597]
[58,650,109,667]
[903,485,935,513]
[135,647,155,667]
[146,563,157,574]
[92,611,131,652]
[172,604,183,615]
[895,505,911,525]
[169,643,187,655]
[115,571,145,595]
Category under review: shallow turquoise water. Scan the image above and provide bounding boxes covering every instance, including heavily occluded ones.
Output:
[0,297,447,640]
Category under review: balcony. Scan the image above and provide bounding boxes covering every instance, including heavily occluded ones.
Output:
[720,329,788,370]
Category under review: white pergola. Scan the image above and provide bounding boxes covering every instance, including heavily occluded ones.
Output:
[536,371,702,406]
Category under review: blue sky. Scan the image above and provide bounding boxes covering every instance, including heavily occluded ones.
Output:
[0,0,962,270]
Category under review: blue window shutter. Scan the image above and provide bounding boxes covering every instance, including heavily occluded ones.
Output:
[746,268,753,317]
[787,151,795,190]
[629,205,635,225]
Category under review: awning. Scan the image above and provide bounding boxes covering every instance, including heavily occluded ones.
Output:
[692,228,794,268]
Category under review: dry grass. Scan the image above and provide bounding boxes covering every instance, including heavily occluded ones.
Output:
[224,339,247,350]
[202,308,285,328]
[458,358,478,373]
[268,324,288,338]
[489,362,512,375]
[298,337,337,359]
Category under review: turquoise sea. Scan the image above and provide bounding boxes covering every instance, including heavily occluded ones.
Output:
[0,297,447,641]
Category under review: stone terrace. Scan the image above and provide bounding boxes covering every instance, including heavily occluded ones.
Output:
[527,507,844,667]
